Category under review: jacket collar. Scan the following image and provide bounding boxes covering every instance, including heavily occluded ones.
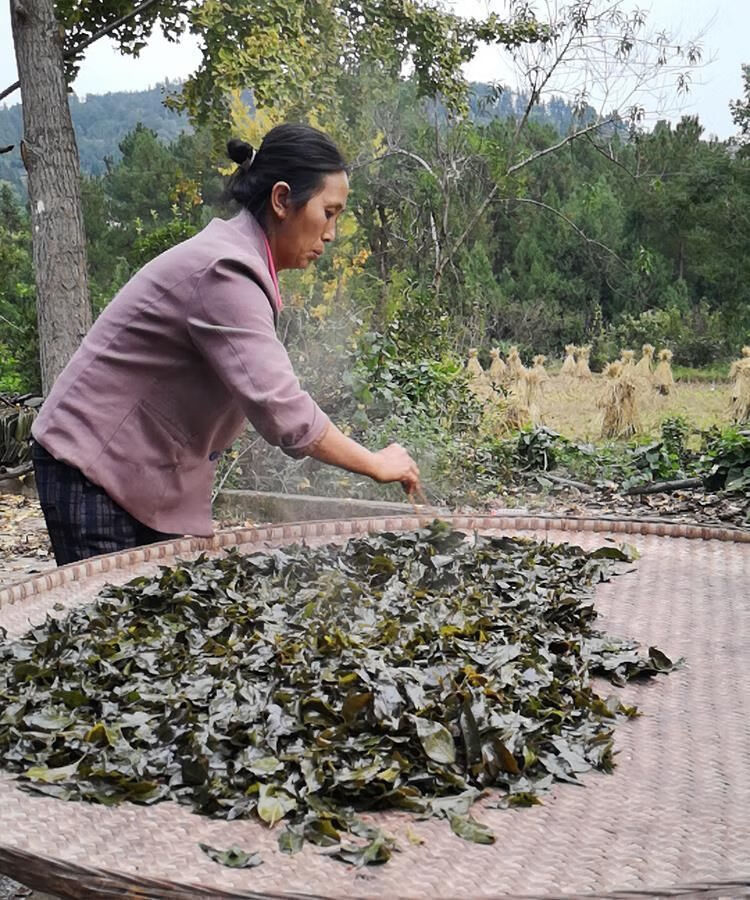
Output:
[228,209,284,320]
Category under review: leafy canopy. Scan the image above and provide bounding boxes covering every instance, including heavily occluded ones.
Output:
[53,0,545,133]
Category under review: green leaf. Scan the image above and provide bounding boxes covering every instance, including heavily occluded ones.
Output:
[342,691,372,723]
[328,828,395,866]
[589,544,640,561]
[413,717,456,764]
[278,823,305,855]
[199,843,263,868]
[507,792,542,808]
[24,760,81,783]
[449,814,495,844]
[257,783,297,827]
[248,756,283,776]
[304,815,341,847]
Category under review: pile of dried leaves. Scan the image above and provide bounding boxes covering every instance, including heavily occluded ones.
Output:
[0,522,677,864]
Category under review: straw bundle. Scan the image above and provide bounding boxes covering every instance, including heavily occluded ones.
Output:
[729,346,750,381]
[488,348,508,388]
[523,368,545,426]
[466,348,494,401]
[730,348,750,422]
[561,344,577,377]
[532,354,548,382]
[503,379,531,430]
[634,344,655,377]
[575,345,592,380]
[599,362,639,438]
[620,349,635,372]
[653,349,674,395]
[507,345,525,381]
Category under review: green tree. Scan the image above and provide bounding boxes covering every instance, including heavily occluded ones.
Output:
[0,185,39,391]
[5,0,542,392]
[730,63,750,155]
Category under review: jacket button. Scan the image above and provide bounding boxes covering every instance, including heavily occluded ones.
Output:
[209,451,220,461]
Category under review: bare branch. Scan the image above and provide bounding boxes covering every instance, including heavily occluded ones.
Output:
[500,196,628,267]
[211,436,263,503]
[433,182,499,287]
[507,118,611,176]
[583,131,637,179]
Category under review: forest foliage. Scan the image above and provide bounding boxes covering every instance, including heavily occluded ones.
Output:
[1,63,749,499]
[2,74,749,390]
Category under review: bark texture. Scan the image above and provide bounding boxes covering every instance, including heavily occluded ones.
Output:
[10,0,91,394]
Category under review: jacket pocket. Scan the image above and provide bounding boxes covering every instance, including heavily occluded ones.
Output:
[139,399,193,452]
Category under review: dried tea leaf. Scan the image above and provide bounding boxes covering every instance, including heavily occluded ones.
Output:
[257,783,296,826]
[24,760,81,783]
[413,717,456,765]
[449,814,495,844]
[327,828,395,866]
[199,843,262,868]
[0,521,678,867]
[278,823,304,855]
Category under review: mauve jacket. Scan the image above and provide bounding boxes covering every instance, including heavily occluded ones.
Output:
[32,210,330,536]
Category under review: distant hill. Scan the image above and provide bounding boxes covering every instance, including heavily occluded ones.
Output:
[0,81,190,195]
[0,81,595,196]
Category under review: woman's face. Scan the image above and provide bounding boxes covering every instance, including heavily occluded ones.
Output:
[270,171,349,270]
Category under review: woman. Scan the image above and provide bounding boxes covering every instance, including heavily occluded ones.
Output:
[31,123,420,565]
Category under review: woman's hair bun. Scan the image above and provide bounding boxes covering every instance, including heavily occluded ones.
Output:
[227,138,255,165]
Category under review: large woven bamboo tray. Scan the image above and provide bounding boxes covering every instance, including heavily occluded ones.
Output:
[1,514,749,899]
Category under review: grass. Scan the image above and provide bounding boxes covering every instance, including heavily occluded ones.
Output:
[530,375,732,443]
[672,363,730,383]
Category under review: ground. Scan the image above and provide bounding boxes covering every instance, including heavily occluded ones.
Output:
[0,875,55,900]
[0,493,56,587]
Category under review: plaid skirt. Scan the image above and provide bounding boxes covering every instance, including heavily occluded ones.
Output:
[32,441,180,566]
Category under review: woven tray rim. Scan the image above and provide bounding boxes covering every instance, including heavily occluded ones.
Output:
[1,513,749,898]
[0,844,748,900]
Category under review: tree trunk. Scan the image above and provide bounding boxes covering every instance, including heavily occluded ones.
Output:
[10,0,91,395]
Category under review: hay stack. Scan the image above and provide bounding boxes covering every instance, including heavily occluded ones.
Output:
[531,354,548,382]
[730,347,750,423]
[504,379,531,430]
[561,344,577,377]
[653,349,674,395]
[488,348,507,388]
[729,346,750,381]
[575,345,592,380]
[620,349,635,372]
[507,345,525,382]
[466,347,484,380]
[599,362,639,438]
[466,348,494,402]
[523,357,548,426]
[634,344,655,377]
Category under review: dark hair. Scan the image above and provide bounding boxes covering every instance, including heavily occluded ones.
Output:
[225,124,347,225]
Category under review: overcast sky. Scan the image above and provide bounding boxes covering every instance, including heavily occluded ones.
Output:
[1,0,747,139]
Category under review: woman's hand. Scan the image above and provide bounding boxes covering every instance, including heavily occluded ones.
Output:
[371,443,421,494]
[307,424,421,495]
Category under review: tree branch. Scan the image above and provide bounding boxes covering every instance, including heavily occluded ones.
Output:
[2,0,166,103]
[584,131,638,180]
[434,119,610,284]
[433,182,499,287]
[500,196,628,267]
[0,462,33,482]
[624,477,702,496]
[507,119,613,176]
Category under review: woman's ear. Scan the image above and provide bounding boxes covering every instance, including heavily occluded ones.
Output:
[270,181,292,220]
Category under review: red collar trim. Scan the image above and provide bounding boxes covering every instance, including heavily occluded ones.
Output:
[263,234,283,312]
